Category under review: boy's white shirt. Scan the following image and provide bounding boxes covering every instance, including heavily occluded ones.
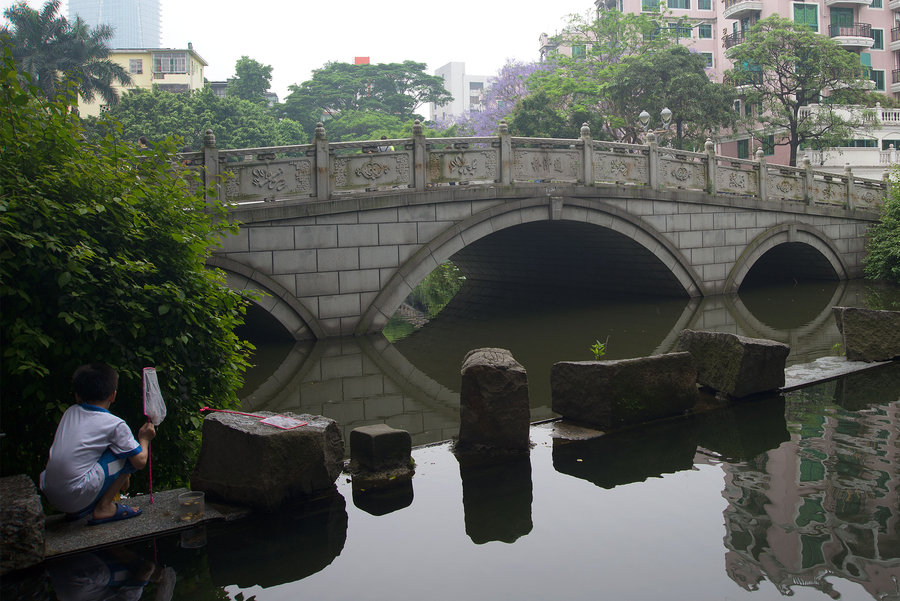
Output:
[40,404,141,513]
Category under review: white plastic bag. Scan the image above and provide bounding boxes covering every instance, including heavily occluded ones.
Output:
[143,367,167,426]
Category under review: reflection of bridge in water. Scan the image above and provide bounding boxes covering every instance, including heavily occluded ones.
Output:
[240,280,872,447]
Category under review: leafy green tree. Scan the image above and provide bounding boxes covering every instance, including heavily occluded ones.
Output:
[529,9,677,141]
[226,55,273,104]
[0,51,253,486]
[90,86,307,150]
[726,15,872,166]
[507,89,576,138]
[607,45,736,149]
[2,0,131,105]
[281,60,452,137]
[864,169,900,284]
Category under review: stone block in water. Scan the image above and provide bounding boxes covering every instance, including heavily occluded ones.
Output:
[458,348,530,453]
[348,424,414,490]
[191,412,343,512]
[551,352,698,429]
[1,475,45,575]
[833,306,900,362]
[677,329,789,398]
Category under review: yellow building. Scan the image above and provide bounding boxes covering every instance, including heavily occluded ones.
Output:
[78,45,208,118]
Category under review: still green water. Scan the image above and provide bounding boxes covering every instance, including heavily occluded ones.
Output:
[16,280,900,600]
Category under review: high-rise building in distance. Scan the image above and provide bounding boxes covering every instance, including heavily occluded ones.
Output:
[68,0,161,49]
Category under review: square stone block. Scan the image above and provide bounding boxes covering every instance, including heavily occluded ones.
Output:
[350,424,412,472]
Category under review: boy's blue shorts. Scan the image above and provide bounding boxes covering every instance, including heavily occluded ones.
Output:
[67,449,139,519]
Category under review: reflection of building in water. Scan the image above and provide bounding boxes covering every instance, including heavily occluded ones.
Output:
[722,387,900,599]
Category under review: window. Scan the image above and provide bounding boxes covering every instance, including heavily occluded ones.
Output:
[668,22,692,37]
[737,139,750,159]
[642,0,659,11]
[698,0,711,9]
[701,52,713,68]
[829,7,853,28]
[129,59,143,74]
[883,139,900,150]
[872,29,883,50]
[733,99,742,113]
[668,0,689,8]
[153,52,188,74]
[870,0,882,7]
[793,3,818,32]
[872,69,885,91]
[572,44,587,58]
[763,135,775,155]
[698,23,712,38]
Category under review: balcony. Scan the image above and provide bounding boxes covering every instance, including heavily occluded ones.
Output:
[889,0,900,9]
[722,0,762,19]
[892,27,900,52]
[723,30,748,51]
[892,69,900,94]
[824,0,872,5]
[828,23,874,48]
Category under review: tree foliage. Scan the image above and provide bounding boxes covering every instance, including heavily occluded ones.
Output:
[2,0,131,105]
[89,86,307,150]
[607,45,736,149]
[226,55,273,104]
[0,50,253,486]
[864,169,900,284]
[726,15,872,166]
[453,61,544,136]
[281,61,452,136]
[528,9,678,140]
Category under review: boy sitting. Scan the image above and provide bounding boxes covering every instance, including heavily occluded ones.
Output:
[40,363,156,525]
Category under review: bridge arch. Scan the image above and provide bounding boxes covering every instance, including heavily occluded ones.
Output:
[357,195,703,334]
[724,222,848,294]
[208,255,324,340]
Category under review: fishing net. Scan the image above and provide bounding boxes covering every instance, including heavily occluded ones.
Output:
[142,367,167,426]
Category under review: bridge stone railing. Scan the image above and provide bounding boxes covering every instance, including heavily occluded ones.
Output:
[180,122,887,212]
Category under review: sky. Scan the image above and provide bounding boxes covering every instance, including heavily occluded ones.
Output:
[1,0,596,101]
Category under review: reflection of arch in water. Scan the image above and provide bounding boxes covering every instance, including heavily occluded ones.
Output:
[724,223,848,294]
[209,255,323,340]
[240,334,461,446]
[652,297,703,355]
[722,280,847,357]
[358,196,703,335]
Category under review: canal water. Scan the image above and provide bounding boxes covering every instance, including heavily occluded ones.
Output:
[15,280,899,600]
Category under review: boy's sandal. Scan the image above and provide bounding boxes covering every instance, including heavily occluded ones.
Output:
[87,503,142,526]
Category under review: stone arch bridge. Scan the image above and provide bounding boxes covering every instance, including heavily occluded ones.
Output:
[181,123,887,340]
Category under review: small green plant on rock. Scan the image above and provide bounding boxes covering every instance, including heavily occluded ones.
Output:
[590,338,608,360]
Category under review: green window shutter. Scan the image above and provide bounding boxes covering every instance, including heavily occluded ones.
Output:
[699,24,712,38]
[860,52,872,67]
[872,30,883,50]
[793,4,818,32]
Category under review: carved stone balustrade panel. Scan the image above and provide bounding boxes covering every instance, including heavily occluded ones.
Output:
[592,151,650,186]
[223,158,315,203]
[716,165,758,196]
[513,148,581,183]
[767,171,805,203]
[659,157,707,191]
[809,177,847,207]
[427,149,499,184]
[332,151,412,192]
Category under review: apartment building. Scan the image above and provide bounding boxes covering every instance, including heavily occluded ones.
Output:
[77,46,207,118]
[431,62,491,121]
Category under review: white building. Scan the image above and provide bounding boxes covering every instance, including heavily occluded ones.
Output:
[68,0,161,49]
[431,62,491,121]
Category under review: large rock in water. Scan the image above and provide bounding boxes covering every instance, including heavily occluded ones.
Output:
[458,348,530,453]
[191,412,343,512]
[0,475,44,575]
[551,352,698,429]
[833,306,900,362]
[677,329,789,398]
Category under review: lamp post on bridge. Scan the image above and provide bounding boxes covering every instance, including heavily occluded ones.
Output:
[639,107,673,146]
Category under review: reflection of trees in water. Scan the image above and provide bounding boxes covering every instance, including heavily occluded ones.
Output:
[721,371,900,599]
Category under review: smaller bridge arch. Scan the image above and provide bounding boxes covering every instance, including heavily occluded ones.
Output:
[356,195,704,334]
[724,222,849,294]
[208,256,323,340]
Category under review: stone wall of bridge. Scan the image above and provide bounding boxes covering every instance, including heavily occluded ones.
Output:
[211,184,878,339]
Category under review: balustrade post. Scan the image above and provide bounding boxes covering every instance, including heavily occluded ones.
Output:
[705,138,716,196]
[845,163,855,210]
[202,129,221,204]
[891,144,897,165]
[412,120,427,192]
[647,132,659,191]
[499,120,512,186]
[802,156,812,205]
[756,147,768,203]
[580,123,593,186]
[314,122,330,201]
